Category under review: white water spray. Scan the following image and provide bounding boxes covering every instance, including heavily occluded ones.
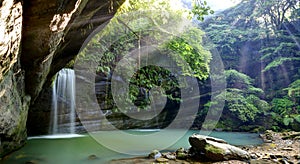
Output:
[50,68,76,134]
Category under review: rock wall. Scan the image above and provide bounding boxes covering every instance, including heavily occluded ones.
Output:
[0,0,124,157]
[22,0,125,102]
[27,0,124,135]
[0,0,31,157]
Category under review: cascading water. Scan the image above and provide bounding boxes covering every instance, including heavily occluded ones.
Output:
[50,68,76,134]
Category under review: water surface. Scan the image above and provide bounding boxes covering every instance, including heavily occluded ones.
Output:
[2,130,263,164]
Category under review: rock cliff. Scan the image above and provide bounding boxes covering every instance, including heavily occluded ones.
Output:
[0,0,124,157]
[0,0,29,157]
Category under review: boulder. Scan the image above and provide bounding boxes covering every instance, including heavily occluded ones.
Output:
[189,134,250,161]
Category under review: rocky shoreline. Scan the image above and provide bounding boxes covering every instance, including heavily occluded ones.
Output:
[110,130,300,164]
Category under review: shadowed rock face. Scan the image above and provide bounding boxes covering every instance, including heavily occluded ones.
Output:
[0,0,124,157]
[0,0,30,157]
[21,0,125,102]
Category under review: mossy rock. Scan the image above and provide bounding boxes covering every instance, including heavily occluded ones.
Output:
[148,150,161,159]
[205,144,225,154]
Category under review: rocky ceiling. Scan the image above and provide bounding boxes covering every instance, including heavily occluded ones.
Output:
[21,0,125,102]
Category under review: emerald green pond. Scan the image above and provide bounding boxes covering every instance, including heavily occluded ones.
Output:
[2,130,263,164]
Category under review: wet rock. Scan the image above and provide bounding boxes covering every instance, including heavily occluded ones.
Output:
[176,147,188,159]
[189,134,250,161]
[162,152,176,160]
[156,157,168,163]
[249,159,274,164]
[294,154,300,159]
[278,158,292,164]
[282,132,300,140]
[148,150,162,159]
[0,0,30,158]
[261,130,274,142]
[282,148,293,151]
[250,153,259,159]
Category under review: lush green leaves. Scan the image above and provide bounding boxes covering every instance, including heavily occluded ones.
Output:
[263,57,300,72]
[78,0,213,112]
[190,0,214,21]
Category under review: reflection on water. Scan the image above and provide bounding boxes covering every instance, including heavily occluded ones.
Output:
[2,130,263,164]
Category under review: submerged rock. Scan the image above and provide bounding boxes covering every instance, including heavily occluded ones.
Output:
[88,154,98,160]
[189,134,250,161]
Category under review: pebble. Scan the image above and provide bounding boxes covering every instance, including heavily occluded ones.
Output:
[294,155,300,159]
[156,157,168,163]
[148,150,162,159]
[163,152,176,160]
[282,148,293,151]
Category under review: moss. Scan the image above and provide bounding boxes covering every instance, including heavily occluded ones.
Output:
[205,144,225,154]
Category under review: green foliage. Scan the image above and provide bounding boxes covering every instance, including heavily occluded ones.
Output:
[255,0,299,30]
[200,0,300,131]
[270,97,300,129]
[285,79,300,98]
[294,114,300,123]
[263,57,300,72]
[224,88,262,122]
[77,0,213,112]
[271,98,294,115]
[225,69,253,89]
[283,117,294,126]
[208,70,269,125]
[190,0,214,21]
[165,27,211,80]
[129,65,180,109]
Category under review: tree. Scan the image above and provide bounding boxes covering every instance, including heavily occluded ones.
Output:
[77,0,213,112]
[256,0,299,30]
[201,70,269,131]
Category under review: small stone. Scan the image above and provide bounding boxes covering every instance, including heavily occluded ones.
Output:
[269,154,276,159]
[176,147,188,159]
[262,154,270,160]
[250,153,258,159]
[156,157,168,163]
[163,152,176,160]
[176,147,185,153]
[88,154,98,160]
[177,152,188,160]
[250,159,273,164]
[148,150,161,159]
[278,158,290,164]
[282,148,293,151]
[294,154,300,159]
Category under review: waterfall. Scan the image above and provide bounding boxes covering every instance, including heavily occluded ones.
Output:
[50,68,76,134]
